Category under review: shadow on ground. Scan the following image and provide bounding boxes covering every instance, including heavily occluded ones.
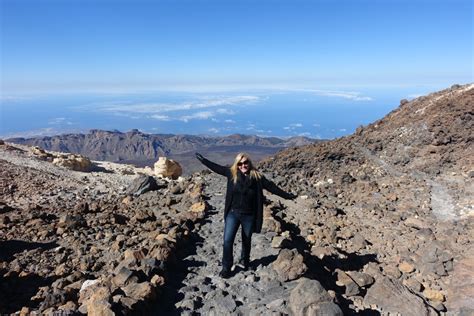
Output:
[0,270,57,314]
[0,240,59,313]
[0,240,58,261]
[271,202,380,315]
[151,206,218,316]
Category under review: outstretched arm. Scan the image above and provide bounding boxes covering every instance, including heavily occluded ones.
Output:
[262,176,297,200]
[195,153,230,177]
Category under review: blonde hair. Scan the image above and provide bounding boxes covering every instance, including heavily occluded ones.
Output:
[230,152,261,183]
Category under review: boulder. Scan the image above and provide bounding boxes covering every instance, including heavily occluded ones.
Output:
[271,236,291,248]
[363,277,437,315]
[404,217,430,230]
[190,201,207,213]
[345,271,374,288]
[398,261,415,273]
[335,269,360,296]
[423,289,445,302]
[272,248,307,282]
[112,267,138,287]
[126,175,165,196]
[52,154,93,172]
[31,146,52,160]
[80,282,114,316]
[262,217,282,233]
[122,282,156,301]
[154,157,182,179]
[289,278,343,316]
[87,299,114,316]
[58,214,86,229]
[445,253,474,315]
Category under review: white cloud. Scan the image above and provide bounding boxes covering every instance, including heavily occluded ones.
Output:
[255,129,272,134]
[339,128,347,132]
[1,127,85,138]
[88,95,259,116]
[180,111,215,123]
[48,117,74,125]
[216,108,236,115]
[285,88,373,101]
[149,114,171,121]
[208,128,220,133]
[225,119,236,123]
[246,123,257,131]
[283,123,303,131]
[82,95,252,122]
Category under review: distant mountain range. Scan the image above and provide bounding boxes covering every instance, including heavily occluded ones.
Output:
[7,130,319,173]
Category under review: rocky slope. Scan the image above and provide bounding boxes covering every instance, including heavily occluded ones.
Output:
[0,83,472,315]
[0,142,210,314]
[259,83,474,314]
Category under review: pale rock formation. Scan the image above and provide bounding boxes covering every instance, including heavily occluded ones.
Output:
[52,154,93,172]
[154,157,182,179]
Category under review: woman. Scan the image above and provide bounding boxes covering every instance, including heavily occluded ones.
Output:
[196,152,296,278]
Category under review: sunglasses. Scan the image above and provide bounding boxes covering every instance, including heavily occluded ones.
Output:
[237,160,249,166]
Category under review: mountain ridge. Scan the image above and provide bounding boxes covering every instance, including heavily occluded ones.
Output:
[7,130,318,163]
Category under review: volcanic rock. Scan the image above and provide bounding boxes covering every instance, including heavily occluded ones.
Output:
[272,248,307,282]
[363,277,436,315]
[446,252,474,314]
[289,278,343,316]
[126,175,165,196]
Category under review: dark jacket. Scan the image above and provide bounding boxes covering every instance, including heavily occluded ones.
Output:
[199,157,294,233]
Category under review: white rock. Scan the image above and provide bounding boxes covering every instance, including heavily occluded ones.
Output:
[154,157,182,179]
[80,279,100,293]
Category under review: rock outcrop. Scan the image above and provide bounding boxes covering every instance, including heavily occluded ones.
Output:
[52,154,93,172]
[154,157,183,179]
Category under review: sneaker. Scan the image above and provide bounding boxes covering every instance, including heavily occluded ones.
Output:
[219,268,231,279]
[238,258,251,271]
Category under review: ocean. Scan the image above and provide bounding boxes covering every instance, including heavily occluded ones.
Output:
[0,87,435,139]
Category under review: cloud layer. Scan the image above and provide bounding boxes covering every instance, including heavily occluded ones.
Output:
[84,95,259,122]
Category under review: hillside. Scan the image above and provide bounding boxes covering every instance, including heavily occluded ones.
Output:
[259,83,474,314]
[0,83,472,315]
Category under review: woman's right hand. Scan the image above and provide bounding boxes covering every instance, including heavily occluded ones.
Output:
[195,152,204,161]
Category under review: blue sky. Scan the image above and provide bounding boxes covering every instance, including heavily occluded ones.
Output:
[0,0,472,138]
[1,0,472,93]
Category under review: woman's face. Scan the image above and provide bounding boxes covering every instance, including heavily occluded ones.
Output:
[237,157,250,174]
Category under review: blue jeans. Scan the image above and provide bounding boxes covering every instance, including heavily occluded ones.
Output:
[222,210,255,270]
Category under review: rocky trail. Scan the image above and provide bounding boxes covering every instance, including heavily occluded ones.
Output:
[152,173,382,315]
[154,173,292,315]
